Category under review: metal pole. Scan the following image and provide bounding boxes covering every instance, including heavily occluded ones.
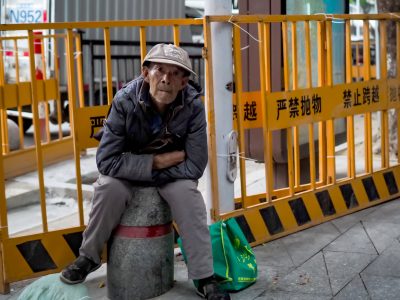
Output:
[204,0,234,219]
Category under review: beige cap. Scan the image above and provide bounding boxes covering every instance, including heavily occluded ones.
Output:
[142,43,196,76]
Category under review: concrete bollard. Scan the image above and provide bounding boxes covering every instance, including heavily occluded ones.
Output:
[107,186,174,300]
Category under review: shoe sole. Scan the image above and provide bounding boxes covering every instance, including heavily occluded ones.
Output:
[59,263,102,285]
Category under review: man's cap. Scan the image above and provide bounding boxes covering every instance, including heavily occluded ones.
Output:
[142,43,196,76]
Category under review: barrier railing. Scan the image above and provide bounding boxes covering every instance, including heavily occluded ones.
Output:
[81,39,204,106]
[0,13,399,294]
[0,18,204,293]
[206,14,400,247]
[0,32,75,179]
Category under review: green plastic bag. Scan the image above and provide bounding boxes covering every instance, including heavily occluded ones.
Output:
[178,218,257,292]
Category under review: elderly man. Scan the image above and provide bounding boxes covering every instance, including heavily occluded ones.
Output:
[60,43,230,300]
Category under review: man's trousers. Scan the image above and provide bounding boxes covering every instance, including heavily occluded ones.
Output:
[79,174,214,280]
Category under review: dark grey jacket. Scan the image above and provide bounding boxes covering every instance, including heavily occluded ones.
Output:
[96,76,208,185]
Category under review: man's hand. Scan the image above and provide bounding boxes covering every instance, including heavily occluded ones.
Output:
[152,151,185,169]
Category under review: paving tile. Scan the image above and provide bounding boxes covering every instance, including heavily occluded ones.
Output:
[253,240,295,269]
[361,199,400,224]
[333,274,370,300]
[324,222,377,255]
[362,220,400,254]
[361,240,400,277]
[361,274,400,300]
[271,252,331,297]
[254,290,332,300]
[323,250,377,295]
[330,206,377,233]
[280,222,340,266]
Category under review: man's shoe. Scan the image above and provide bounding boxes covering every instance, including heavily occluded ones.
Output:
[196,278,231,300]
[60,256,101,284]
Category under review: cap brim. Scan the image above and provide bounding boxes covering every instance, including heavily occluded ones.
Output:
[145,58,197,77]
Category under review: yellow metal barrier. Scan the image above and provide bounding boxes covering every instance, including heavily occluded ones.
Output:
[0,18,204,293]
[0,33,74,179]
[0,13,399,293]
[205,14,400,250]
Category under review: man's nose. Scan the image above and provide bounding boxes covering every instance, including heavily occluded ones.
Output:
[161,73,171,84]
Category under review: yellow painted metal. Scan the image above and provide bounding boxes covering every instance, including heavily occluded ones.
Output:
[304,21,316,190]
[232,91,262,129]
[282,21,294,196]
[287,128,295,196]
[13,39,25,150]
[0,40,9,155]
[53,36,64,139]
[222,166,400,247]
[0,134,8,294]
[3,227,85,282]
[291,22,301,189]
[379,21,389,169]
[301,192,323,221]
[75,33,85,108]
[103,28,113,105]
[38,36,51,144]
[232,25,247,206]
[139,27,147,64]
[266,80,390,129]
[203,16,220,220]
[28,30,48,233]
[259,22,273,202]
[242,209,270,243]
[317,21,327,185]
[0,18,204,31]
[173,25,180,45]
[0,80,57,108]
[0,114,9,241]
[3,138,73,179]
[282,22,289,92]
[345,20,355,178]
[1,14,399,289]
[397,22,400,164]
[363,20,372,174]
[325,20,336,185]
[207,14,400,24]
[66,29,85,226]
[75,105,110,150]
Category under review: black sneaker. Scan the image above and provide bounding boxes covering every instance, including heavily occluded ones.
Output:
[60,256,101,284]
[196,278,231,300]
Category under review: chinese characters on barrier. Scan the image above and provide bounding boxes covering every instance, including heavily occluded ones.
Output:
[276,94,322,120]
[233,101,258,122]
[90,115,106,138]
[342,84,379,108]
[231,80,399,128]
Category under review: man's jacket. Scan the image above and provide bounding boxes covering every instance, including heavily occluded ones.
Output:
[96,75,208,185]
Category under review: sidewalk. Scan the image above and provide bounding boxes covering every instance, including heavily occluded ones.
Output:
[3,150,400,299]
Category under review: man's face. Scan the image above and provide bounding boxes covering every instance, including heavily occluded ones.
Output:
[143,63,189,111]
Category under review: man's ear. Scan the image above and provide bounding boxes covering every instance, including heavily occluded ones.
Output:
[142,66,150,83]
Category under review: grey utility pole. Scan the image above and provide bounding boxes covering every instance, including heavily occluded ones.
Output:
[204,0,235,222]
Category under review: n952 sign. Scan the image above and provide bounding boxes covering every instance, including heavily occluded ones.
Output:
[4,0,47,24]
[8,9,44,23]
